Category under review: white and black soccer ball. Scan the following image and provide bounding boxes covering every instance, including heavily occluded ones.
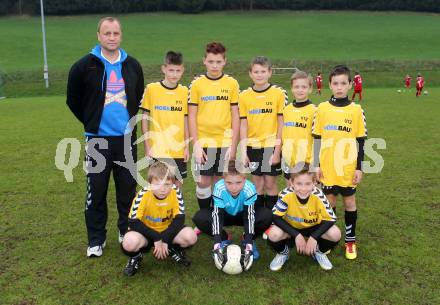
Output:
[397,89,402,93]
[423,90,428,95]
[213,244,252,275]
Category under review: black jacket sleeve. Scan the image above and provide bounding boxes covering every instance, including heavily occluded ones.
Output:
[273,215,301,239]
[135,62,145,105]
[128,219,161,242]
[356,137,365,170]
[310,220,335,240]
[161,214,185,245]
[66,62,84,123]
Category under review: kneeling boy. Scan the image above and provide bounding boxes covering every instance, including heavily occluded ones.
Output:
[121,161,197,276]
[268,163,341,271]
[192,160,272,261]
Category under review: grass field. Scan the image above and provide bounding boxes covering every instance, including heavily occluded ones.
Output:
[1,87,439,305]
[1,11,440,97]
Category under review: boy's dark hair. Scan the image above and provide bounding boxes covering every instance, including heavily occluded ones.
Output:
[329,65,351,82]
[164,51,183,65]
[249,56,272,71]
[224,159,245,177]
[205,42,226,57]
[288,162,316,181]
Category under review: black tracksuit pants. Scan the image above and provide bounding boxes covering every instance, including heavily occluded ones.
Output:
[84,135,137,247]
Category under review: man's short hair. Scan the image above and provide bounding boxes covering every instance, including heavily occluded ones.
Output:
[329,65,351,82]
[205,42,226,57]
[249,56,272,71]
[147,161,176,183]
[164,51,183,65]
[291,70,313,87]
[97,16,122,33]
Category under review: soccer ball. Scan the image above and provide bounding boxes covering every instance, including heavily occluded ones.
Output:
[423,90,428,95]
[213,244,245,275]
[397,89,402,93]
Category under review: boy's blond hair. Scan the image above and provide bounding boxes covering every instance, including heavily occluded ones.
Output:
[147,161,176,183]
[290,70,313,87]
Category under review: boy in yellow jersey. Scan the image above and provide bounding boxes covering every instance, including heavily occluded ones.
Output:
[121,161,197,276]
[312,65,367,260]
[239,56,286,209]
[140,51,189,187]
[188,42,240,212]
[281,71,316,181]
[267,163,340,271]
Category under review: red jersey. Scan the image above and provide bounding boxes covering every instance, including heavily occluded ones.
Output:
[315,75,322,88]
[405,76,412,86]
[353,75,363,91]
[416,77,424,88]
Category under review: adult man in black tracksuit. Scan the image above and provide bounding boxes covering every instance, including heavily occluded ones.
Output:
[67,17,144,257]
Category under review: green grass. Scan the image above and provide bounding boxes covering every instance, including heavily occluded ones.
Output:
[1,11,440,72]
[1,89,439,305]
[1,11,440,97]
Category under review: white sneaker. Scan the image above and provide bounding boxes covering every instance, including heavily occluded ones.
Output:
[87,241,106,257]
[313,250,333,270]
[118,232,124,244]
[269,253,289,271]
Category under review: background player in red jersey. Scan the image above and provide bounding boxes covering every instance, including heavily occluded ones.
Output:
[404,74,412,90]
[351,71,363,102]
[416,73,425,97]
[315,72,323,95]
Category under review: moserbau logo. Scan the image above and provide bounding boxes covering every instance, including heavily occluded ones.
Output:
[249,108,273,115]
[201,95,229,102]
[284,121,307,128]
[324,124,351,133]
[154,105,183,111]
[145,215,162,222]
[286,214,318,224]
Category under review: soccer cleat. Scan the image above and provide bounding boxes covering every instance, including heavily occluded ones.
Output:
[123,253,143,276]
[345,242,357,260]
[87,241,106,257]
[241,249,254,271]
[220,239,232,248]
[169,247,191,267]
[193,227,202,236]
[313,250,333,270]
[269,253,289,271]
[262,226,272,240]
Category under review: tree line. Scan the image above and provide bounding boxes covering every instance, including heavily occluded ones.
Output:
[1,0,439,15]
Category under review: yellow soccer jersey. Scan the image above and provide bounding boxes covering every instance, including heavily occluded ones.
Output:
[188,74,239,148]
[239,85,287,148]
[312,100,367,187]
[282,102,316,166]
[140,81,188,158]
[274,186,336,230]
[128,185,184,233]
